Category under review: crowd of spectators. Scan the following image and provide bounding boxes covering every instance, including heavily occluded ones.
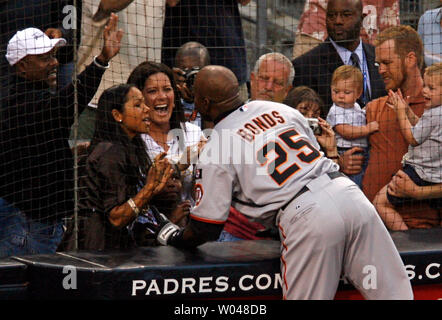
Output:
[0,0,441,258]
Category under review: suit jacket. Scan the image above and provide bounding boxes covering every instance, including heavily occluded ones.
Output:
[291,38,386,117]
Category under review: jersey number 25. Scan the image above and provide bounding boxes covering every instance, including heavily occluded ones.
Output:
[257,128,320,186]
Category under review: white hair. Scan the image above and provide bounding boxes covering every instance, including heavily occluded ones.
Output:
[253,52,295,86]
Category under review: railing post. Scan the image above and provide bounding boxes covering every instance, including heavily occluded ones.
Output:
[72,0,79,251]
[256,0,268,60]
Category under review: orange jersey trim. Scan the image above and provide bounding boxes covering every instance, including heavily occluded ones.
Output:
[279,223,289,298]
[189,214,226,225]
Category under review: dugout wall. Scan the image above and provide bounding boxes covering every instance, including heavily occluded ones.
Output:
[0,0,441,296]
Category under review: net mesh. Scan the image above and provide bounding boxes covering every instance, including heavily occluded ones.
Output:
[0,0,440,257]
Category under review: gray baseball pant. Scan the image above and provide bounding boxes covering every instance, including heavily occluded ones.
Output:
[277,174,413,300]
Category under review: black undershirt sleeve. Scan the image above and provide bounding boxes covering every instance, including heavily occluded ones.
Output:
[168,218,224,249]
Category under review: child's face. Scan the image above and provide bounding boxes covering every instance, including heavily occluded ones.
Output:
[153,175,182,201]
[331,79,362,108]
[296,102,321,118]
[422,74,442,109]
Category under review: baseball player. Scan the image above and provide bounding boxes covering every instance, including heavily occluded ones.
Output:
[152,65,413,300]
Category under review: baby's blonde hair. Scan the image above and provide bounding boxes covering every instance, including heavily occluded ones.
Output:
[424,62,442,85]
[331,65,363,92]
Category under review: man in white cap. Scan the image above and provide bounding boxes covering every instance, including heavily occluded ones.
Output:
[5,27,68,90]
[0,14,123,258]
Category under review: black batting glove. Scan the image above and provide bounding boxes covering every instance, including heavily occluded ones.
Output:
[151,206,182,246]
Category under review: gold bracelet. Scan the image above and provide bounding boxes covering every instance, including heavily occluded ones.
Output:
[127,198,140,217]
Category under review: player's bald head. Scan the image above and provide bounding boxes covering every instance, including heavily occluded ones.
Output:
[193,65,243,121]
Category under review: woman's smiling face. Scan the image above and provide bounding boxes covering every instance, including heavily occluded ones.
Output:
[142,72,175,128]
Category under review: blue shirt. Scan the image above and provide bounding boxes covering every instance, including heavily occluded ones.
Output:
[418,8,442,67]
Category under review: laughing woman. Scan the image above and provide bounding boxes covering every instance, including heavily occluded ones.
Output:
[127,62,205,203]
[79,84,174,250]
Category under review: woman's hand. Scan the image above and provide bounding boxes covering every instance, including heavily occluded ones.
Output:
[147,153,174,195]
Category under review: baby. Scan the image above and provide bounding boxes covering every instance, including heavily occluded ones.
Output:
[374,62,442,230]
[326,65,379,187]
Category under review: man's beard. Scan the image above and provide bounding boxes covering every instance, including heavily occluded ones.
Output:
[330,21,362,49]
[388,60,407,91]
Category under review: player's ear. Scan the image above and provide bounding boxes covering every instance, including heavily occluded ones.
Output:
[202,97,211,114]
[197,97,211,118]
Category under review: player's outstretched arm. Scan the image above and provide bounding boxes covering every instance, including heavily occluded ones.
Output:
[155,213,224,248]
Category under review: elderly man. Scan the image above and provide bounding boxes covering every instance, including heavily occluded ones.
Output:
[292,0,385,114]
[363,25,440,229]
[250,52,294,103]
[0,14,122,257]
[218,52,377,241]
[152,65,413,300]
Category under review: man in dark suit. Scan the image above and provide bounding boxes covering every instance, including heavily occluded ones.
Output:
[292,0,386,117]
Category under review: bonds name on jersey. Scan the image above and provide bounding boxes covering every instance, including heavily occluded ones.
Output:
[190,100,339,226]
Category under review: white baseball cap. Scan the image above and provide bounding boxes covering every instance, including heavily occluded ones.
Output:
[6,28,66,66]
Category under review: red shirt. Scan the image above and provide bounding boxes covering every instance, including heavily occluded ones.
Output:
[223,207,271,240]
[363,94,440,228]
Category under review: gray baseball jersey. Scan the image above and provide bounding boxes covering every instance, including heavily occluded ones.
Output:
[191,100,337,225]
[190,100,413,300]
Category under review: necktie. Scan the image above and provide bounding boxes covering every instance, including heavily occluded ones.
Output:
[350,52,361,69]
[350,52,370,105]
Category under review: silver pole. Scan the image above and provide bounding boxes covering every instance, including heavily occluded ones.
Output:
[72,0,79,251]
[256,0,268,60]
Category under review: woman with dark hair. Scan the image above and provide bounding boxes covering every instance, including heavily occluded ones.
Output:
[283,85,323,119]
[283,86,341,166]
[128,61,206,204]
[79,84,175,250]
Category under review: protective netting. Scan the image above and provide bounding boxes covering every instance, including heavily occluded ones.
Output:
[0,0,440,257]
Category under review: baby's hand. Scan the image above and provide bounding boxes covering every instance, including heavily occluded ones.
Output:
[386,90,398,110]
[386,89,408,113]
[367,121,379,133]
